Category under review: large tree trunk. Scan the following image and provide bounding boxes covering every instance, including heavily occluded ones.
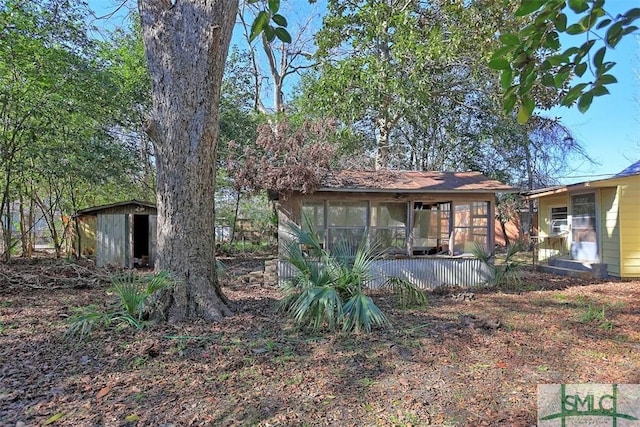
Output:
[138,0,237,322]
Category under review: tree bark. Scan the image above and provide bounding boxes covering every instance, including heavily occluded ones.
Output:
[138,0,237,322]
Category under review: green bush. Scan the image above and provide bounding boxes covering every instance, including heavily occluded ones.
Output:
[65,271,173,339]
[472,243,523,288]
[279,221,425,333]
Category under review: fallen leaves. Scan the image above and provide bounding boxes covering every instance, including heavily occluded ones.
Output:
[96,386,111,399]
[0,259,639,426]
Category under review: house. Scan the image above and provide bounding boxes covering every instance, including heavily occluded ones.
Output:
[275,169,515,288]
[524,160,640,278]
[72,200,157,268]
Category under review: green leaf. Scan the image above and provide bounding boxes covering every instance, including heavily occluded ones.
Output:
[568,0,589,14]
[553,70,570,88]
[546,54,567,66]
[574,62,587,77]
[499,33,519,46]
[268,0,280,14]
[561,82,588,106]
[592,46,606,68]
[543,32,560,50]
[597,74,617,85]
[264,25,276,42]
[596,18,612,30]
[541,73,555,87]
[600,61,616,74]
[622,8,640,22]
[44,413,65,425]
[562,46,580,57]
[577,91,593,113]
[518,95,535,124]
[249,11,270,43]
[590,85,609,97]
[565,23,585,35]
[515,0,546,17]
[606,22,623,47]
[272,14,288,27]
[488,58,511,71]
[491,45,516,60]
[555,13,567,31]
[500,69,512,90]
[517,105,531,124]
[503,93,517,115]
[574,39,595,62]
[274,27,292,43]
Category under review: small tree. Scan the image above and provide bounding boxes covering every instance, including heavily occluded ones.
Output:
[227,119,337,195]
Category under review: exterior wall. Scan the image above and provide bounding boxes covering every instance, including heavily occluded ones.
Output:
[279,191,496,253]
[279,257,493,289]
[536,194,569,261]
[533,174,640,277]
[618,177,640,278]
[599,187,621,276]
[97,214,129,268]
[71,215,97,256]
[277,190,498,287]
[494,217,522,247]
[75,203,158,268]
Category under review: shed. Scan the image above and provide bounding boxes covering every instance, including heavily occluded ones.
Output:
[524,160,640,278]
[276,170,515,288]
[74,200,157,268]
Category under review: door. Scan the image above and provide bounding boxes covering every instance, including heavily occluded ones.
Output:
[96,214,128,267]
[571,193,598,261]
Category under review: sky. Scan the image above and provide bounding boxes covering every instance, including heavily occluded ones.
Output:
[87,1,639,184]
[546,1,640,184]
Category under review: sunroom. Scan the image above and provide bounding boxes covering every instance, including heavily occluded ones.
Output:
[275,170,515,288]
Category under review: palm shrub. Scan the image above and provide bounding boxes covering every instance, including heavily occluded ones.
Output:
[65,270,173,339]
[279,221,425,333]
[382,277,429,308]
[472,243,523,288]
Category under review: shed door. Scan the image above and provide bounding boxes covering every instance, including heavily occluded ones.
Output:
[571,193,598,261]
[96,214,128,268]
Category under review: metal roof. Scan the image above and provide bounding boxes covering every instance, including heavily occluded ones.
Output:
[76,199,156,215]
[615,159,640,178]
[316,170,515,193]
[524,160,640,199]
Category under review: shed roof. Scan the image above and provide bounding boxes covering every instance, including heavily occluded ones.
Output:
[315,170,515,193]
[76,199,156,216]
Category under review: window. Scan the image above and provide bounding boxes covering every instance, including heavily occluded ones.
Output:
[452,201,489,254]
[301,201,325,242]
[327,201,367,254]
[413,202,450,254]
[571,194,596,243]
[369,202,407,252]
[550,206,568,235]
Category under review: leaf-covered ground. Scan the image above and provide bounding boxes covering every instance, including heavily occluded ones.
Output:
[1,258,639,426]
